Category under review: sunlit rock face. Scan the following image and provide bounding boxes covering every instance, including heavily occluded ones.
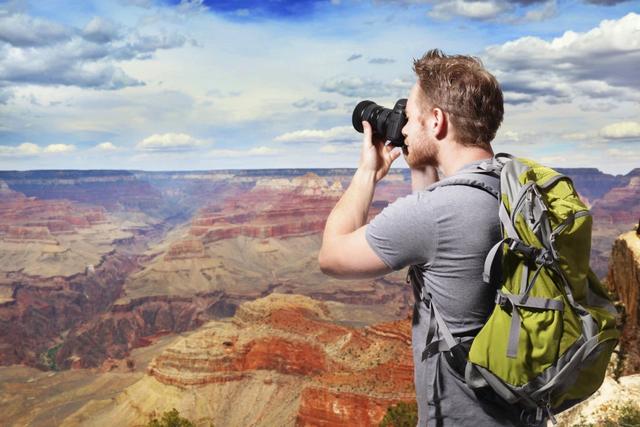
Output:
[0,253,138,367]
[189,173,344,242]
[556,167,634,203]
[0,172,413,372]
[64,294,415,426]
[607,230,640,375]
[0,180,133,277]
[0,181,158,369]
[555,375,640,426]
[592,177,640,225]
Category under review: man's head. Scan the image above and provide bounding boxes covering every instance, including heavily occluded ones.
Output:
[402,49,503,168]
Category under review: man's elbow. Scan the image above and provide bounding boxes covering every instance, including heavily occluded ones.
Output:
[319,245,350,278]
[318,248,338,277]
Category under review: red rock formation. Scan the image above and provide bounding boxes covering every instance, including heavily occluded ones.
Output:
[164,239,205,261]
[147,294,415,426]
[0,253,138,368]
[189,174,344,242]
[0,184,109,243]
[186,172,412,244]
[607,230,640,375]
[592,177,640,225]
[54,292,251,369]
[297,388,410,427]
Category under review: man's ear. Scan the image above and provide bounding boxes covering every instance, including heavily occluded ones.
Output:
[432,107,447,139]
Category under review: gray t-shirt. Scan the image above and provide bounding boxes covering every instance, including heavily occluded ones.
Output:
[366,160,518,426]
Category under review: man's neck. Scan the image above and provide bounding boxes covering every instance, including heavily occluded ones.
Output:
[438,142,494,176]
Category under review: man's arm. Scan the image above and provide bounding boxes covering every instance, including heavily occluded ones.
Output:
[318,122,401,279]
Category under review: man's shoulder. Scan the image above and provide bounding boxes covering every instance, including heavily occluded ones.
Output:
[426,173,500,206]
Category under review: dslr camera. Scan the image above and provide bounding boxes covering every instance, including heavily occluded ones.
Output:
[352,99,407,147]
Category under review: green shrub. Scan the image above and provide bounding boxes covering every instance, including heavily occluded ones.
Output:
[571,400,640,427]
[147,408,196,427]
[40,344,62,371]
[380,401,418,427]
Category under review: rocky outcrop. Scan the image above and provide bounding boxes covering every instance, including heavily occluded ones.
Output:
[592,177,640,225]
[190,173,344,242]
[0,185,135,277]
[556,168,629,202]
[0,252,138,368]
[607,230,640,375]
[556,375,640,426]
[65,294,414,426]
[0,190,107,239]
[163,239,205,261]
[54,290,256,370]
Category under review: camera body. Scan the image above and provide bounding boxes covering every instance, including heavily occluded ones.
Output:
[352,99,407,147]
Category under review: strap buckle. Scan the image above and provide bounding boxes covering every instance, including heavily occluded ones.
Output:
[495,292,511,308]
[535,250,554,266]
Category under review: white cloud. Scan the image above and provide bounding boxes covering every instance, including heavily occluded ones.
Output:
[0,13,71,47]
[44,143,75,153]
[248,146,278,155]
[561,132,590,141]
[292,98,338,111]
[0,88,13,104]
[137,133,209,152]
[320,76,412,98]
[496,129,520,142]
[0,142,41,157]
[0,11,187,90]
[485,12,640,104]
[319,143,359,154]
[208,146,279,157]
[96,141,118,151]
[520,0,556,22]
[0,142,75,157]
[274,126,357,144]
[429,0,512,20]
[599,121,640,139]
[82,17,122,44]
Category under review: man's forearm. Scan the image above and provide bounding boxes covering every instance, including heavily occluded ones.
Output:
[323,168,376,239]
[410,165,439,193]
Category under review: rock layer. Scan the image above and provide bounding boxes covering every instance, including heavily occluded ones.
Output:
[67,294,415,426]
[607,230,640,375]
[0,253,138,367]
[189,173,344,242]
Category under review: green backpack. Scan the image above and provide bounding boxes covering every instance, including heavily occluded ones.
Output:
[415,153,619,425]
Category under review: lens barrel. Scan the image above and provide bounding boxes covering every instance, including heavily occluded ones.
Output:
[351,99,407,147]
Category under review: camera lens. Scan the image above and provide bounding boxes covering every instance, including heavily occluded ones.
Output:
[352,100,376,133]
[351,99,407,147]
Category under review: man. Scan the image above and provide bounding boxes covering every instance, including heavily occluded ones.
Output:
[319,50,524,426]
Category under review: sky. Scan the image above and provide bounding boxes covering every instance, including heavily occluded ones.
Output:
[0,0,638,174]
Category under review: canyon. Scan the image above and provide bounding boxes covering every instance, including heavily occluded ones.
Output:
[59,294,415,427]
[0,165,638,426]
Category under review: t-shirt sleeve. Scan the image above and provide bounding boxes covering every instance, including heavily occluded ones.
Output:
[365,192,438,270]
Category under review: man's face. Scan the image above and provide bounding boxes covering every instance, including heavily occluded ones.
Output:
[401,83,439,168]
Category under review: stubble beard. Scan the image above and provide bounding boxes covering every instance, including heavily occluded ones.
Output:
[405,136,439,169]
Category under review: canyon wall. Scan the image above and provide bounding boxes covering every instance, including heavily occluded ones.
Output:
[64,294,415,427]
[607,229,640,375]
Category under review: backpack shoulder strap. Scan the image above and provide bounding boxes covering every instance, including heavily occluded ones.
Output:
[426,158,503,200]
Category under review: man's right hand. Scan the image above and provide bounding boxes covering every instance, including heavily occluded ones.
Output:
[358,121,401,184]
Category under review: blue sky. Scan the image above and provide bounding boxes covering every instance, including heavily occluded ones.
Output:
[0,0,639,173]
